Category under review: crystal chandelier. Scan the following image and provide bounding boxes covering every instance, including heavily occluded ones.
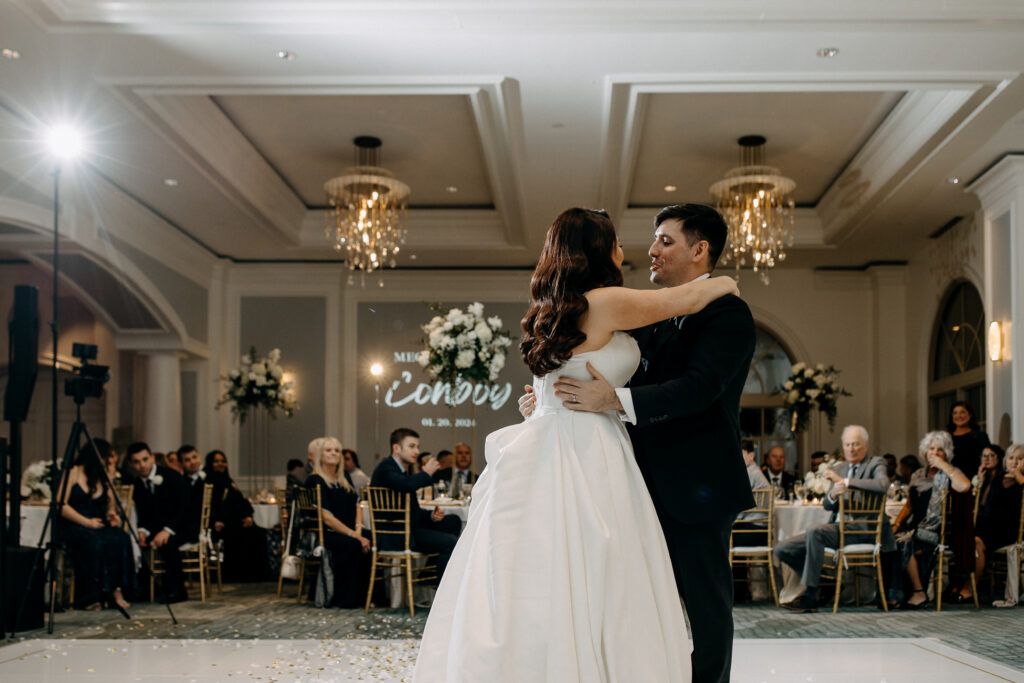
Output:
[324,136,410,276]
[708,135,795,284]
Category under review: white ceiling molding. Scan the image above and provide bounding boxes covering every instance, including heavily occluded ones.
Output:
[600,72,1015,250]
[103,76,527,254]
[29,1,1024,33]
[113,330,209,357]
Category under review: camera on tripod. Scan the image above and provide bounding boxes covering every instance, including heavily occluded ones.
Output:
[64,343,110,404]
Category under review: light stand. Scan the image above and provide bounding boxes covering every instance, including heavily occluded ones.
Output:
[370,363,383,458]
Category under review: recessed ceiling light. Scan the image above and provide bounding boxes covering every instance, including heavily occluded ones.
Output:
[947,177,960,185]
[164,178,179,187]
[2,48,20,60]
[816,47,839,58]
[276,50,296,60]
[664,185,677,192]
[445,185,458,193]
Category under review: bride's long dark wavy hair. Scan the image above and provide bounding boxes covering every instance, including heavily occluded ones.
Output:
[520,208,623,376]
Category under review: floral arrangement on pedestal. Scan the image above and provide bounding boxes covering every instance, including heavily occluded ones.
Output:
[217,347,297,423]
[802,454,839,499]
[777,362,852,434]
[20,460,55,502]
[418,302,513,391]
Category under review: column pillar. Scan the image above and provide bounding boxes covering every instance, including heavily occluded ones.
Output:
[869,264,910,453]
[968,155,1024,446]
[140,350,182,452]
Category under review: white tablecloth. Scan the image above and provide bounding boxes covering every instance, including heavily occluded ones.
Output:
[251,504,280,530]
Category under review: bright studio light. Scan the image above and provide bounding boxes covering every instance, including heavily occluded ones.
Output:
[370,362,383,377]
[45,124,85,161]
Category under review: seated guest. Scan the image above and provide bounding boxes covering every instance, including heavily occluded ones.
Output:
[371,428,461,582]
[775,425,893,612]
[416,450,437,474]
[975,444,1024,607]
[733,440,772,600]
[342,448,370,493]
[762,445,795,495]
[897,455,921,485]
[178,445,206,542]
[808,450,828,477]
[165,451,183,475]
[888,431,970,608]
[883,453,897,480]
[305,437,324,477]
[57,444,135,610]
[286,458,307,489]
[204,450,270,582]
[437,449,454,471]
[433,443,478,496]
[93,438,121,485]
[304,437,373,607]
[129,442,189,602]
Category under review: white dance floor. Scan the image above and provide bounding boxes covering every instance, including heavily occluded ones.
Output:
[1,637,1021,682]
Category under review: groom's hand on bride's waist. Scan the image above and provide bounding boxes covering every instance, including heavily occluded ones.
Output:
[554,363,623,413]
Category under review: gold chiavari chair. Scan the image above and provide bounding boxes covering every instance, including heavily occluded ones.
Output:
[291,487,325,604]
[820,488,888,613]
[933,489,979,611]
[982,491,1024,603]
[729,487,778,606]
[150,483,213,602]
[364,486,438,617]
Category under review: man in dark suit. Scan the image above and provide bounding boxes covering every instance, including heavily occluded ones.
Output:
[763,445,796,496]
[773,425,894,612]
[178,444,206,542]
[546,204,756,683]
[128,441,190,602]
[370,428,461,582]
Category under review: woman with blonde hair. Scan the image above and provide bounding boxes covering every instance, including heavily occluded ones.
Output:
[304,436,373,607]
[975,443,1024,606]
[889,430,970,608]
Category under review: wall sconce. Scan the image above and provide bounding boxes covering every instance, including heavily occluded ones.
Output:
[987,321,1012,362]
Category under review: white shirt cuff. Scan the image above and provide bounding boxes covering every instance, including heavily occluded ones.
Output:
[138,527,150,536]
[163,526,175,536]
[616,388,637,424]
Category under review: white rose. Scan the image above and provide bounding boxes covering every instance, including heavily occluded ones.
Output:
[430,316,443,326]
[792,362,806,373]
[455,349,475,369]
[198,471,207,480]
[466,331,478,342]
[417,350,430,367]
[441,336,456,350]
[229,369,240,380]
[474,322,493,342]
[803,368,814,378]
[248,372,258,382]
[267,389,276,397]
[443,321,454,331]
[271,366,283,380]
[497,335,511,347]
[251,362,266,375]
[783,380,794,390]
[787,390,799,402]
[448,308,463,319]
[20,485,31,497]
[491,352,506,371]
[468,302,485,317]
[152,474,164,486]
[488,316,502,329]
[814,375,826,387]
[806,389,821,399]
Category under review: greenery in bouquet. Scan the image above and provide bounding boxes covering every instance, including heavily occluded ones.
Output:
[20,460,55,501]
[802,454,839,499]
[217,346,297,423]
[418,302,513,393]
[777,362,851,434]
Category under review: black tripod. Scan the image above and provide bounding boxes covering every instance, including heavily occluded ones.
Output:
[10,401,177,635]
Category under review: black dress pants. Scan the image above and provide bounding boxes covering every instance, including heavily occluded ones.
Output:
[657,510,735,683]
[412,514,461,584]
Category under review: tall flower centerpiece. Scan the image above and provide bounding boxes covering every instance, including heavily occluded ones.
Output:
[217,347,297,498]
[20,460,55,502]
[217,347,297,424]
[418,302,513,391]
[802,453,839,500]
[419,302,513,497]
[778,362,851,434]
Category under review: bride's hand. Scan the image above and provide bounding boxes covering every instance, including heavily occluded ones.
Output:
[710,275,739,299]
[518,385,536,419]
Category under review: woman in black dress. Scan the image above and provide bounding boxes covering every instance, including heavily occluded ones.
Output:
[304,436,373,607]
[57,446,135,610]
[203,450,270,582]
[975,444,1024,604]
[946,400,990,602]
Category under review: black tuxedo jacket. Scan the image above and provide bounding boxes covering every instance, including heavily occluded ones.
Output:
[132,465,189,537]
[183,473,206,540]
[432,467,477,485]
[763,469,797,494]
[370,457,434,528]
[626,293,756,525]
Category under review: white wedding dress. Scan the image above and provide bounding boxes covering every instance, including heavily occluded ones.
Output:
[414,331,691,683]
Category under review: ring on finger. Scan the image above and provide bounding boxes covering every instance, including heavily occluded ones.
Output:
[572,393,578,403]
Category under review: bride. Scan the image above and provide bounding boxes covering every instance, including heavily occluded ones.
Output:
[413,208,737,683]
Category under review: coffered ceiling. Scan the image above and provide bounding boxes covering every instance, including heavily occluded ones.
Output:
[1,0,1024,273]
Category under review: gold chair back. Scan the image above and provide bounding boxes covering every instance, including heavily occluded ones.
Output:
[364,486,413,551]
[836,488,886,549]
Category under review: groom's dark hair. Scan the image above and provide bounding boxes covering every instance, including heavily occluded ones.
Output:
[654,204,728,269]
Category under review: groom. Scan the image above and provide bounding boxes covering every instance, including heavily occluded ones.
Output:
[525,204,755,683]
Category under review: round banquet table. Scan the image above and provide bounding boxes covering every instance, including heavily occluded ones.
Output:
[251,503,281,530]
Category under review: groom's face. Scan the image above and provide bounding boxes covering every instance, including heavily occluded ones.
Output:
[648,218,707,287]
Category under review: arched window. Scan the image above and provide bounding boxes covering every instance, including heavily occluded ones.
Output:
[929,281,986,431]
[740,325,799,474]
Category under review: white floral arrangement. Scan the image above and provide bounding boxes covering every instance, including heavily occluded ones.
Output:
[803,455,839,499]
[20,460,54,501]
[777,362,852,433]
[418,302,513,390]
[152,473,164,486]
[217,346,297,423]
